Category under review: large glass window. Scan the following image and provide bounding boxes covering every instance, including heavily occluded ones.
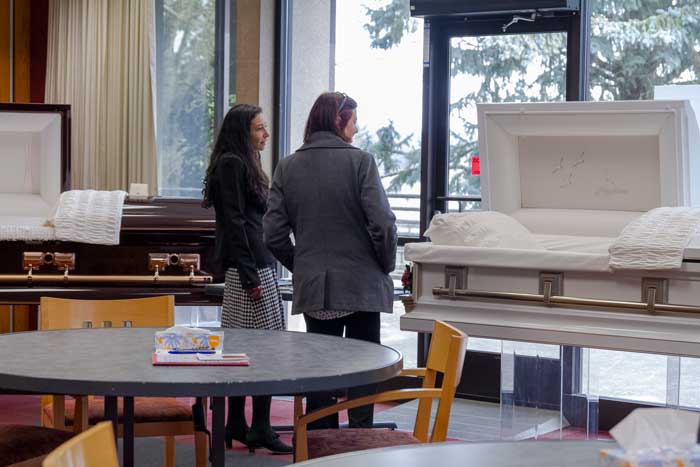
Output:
[155,0,244,198]
[337,1,424,238]
[155,0,216,198]
[589,0,700,101]
[285,0,423,238]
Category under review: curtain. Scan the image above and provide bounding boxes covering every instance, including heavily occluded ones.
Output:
[45,0,157,194]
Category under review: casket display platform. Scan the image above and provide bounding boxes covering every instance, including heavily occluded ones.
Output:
[402,100,700,357]
[0,103,219,306]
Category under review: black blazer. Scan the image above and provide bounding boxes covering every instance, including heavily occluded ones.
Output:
[211,153,275,289]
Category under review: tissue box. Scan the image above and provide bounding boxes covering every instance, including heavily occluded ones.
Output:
[154,328,224,352]
[600,446,700,467]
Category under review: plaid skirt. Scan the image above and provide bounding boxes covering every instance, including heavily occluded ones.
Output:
[221,266,286,330]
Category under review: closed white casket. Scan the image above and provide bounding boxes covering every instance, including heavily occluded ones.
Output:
[402,100,700,357]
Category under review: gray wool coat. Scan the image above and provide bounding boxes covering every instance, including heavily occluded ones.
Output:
[263,131,398,315]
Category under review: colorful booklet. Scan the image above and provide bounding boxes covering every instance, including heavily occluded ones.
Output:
[151,351,250,366]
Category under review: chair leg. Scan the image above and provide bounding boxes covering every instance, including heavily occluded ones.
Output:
[164,436,175,467]
[73,396,89,433]
[49,395,66,430]
[194,431,208,467]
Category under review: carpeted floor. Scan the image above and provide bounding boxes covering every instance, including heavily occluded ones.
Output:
[0,394,609,466]
[0,395,375,466]
[0,395,301,465]
[119,437,290,467]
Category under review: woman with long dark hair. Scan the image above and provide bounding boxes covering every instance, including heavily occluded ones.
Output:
[264,92,397,429]
[202,104,292,454]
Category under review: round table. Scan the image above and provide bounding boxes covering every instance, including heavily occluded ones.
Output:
[291,440,616,467]
[0,328,403,467]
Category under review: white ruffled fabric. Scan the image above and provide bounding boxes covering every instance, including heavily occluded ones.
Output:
[0,224,56,241]
[51,190,127,245]
[609,207,700,270]
[424,211,544,250]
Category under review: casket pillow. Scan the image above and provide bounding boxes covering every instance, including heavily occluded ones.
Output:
[425,211,544,250]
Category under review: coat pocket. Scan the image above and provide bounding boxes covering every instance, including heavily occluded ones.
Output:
[324,270,393,313]
[292,271,326,313]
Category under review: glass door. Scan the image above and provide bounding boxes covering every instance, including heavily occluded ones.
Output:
[421,18,577,439]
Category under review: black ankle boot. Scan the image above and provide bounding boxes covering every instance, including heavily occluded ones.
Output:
[225,396,250,449]
[246,428,293,454]
[225,427,250,449]
[247,396,293,454]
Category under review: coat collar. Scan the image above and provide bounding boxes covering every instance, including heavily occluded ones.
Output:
[296,131,357,152]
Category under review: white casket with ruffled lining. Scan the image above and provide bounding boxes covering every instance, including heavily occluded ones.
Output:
[402,100,700,356]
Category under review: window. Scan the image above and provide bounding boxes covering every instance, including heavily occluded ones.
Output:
[282,0,423,238]
[589,0,700,101]
[336,1,424,238]
[155,0,216,198]
[154,0,243,198]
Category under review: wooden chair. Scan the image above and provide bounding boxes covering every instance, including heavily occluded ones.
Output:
[38,296,207,467]
[293,320,468,462]
[42,421,117,467]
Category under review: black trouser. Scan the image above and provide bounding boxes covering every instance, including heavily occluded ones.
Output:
[303,312,381,430]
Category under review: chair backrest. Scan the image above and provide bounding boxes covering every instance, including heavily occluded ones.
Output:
[38,296,175,422]
[413,320,467,443]
[42,421,118,467]
[39,296,175,330]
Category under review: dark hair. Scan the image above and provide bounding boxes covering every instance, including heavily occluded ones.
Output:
[202,104,270,208]
[303,92,357,143]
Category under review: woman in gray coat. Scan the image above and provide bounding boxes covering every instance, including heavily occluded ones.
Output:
[263,91,397,429]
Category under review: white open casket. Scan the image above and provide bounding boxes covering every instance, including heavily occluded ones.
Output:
[401,100,700,357]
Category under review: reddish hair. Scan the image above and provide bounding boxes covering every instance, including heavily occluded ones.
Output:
[303,92,357,143]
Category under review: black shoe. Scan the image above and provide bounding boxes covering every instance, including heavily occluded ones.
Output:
[246,429,293,455]
[225,427,254,449]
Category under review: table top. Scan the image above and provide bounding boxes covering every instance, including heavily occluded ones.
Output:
[0,328,403,397]
[291,440,616,467]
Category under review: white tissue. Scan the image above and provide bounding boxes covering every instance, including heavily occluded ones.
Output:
[611,408,700,453]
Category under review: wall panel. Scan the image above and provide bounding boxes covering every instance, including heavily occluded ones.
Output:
[0,0,10,102]
[13,0,30,102]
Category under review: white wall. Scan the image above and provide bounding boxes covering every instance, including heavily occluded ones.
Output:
[289,0,333,153]
[259,0,276,177]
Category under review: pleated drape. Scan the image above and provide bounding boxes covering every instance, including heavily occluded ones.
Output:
[45,0,157,194]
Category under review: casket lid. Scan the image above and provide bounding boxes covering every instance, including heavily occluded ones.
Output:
[0,103,71,192]
[477,100,697,237]
[0,104,70,234]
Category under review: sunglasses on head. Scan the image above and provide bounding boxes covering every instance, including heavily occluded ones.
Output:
[336,92,348,113]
